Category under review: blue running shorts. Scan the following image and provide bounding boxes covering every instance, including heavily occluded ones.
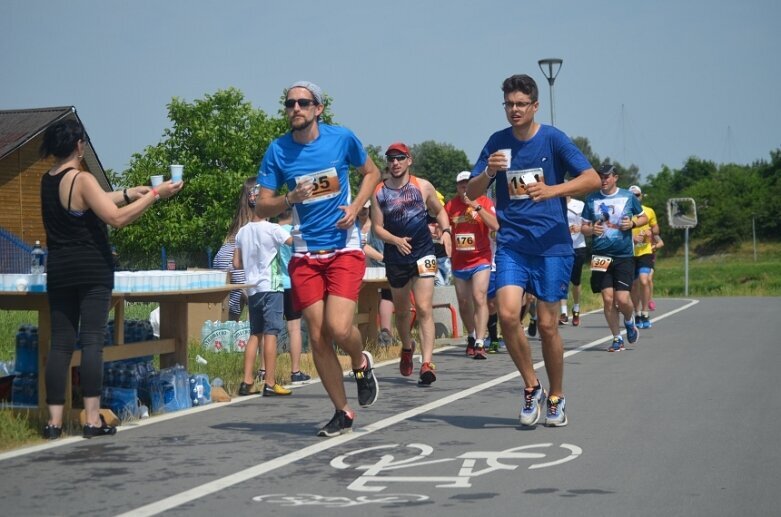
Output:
[494,247,573,303]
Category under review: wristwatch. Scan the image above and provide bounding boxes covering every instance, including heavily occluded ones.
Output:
[473,205,483,212]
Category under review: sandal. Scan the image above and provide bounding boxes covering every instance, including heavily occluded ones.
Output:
[82,414,117,439]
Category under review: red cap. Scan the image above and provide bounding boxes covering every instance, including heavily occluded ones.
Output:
[385,142,411,156]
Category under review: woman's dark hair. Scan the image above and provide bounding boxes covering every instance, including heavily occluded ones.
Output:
[501,74,539,102]
[40,119,85,159]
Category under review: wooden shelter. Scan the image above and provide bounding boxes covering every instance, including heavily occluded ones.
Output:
[0,106,112,247]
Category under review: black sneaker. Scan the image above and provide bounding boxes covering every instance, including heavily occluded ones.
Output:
[354,351,379,407]
[238,382,258,396]
[528,319,537,337]
[317,409,354,437]
[82,414,117,439]
[42,424,62,440]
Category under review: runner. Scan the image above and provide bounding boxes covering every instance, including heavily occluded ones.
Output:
[629,185,664,328]
[559,196,587,326]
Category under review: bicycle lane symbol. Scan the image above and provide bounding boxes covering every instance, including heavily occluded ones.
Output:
[329,442,582,493]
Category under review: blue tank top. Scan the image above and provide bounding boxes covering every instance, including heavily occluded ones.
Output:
[375,176,435,265]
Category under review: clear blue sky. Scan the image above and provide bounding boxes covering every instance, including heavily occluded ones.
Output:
[2,0,779,180]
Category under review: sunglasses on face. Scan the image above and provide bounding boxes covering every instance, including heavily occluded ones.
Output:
[386,155,408,162]
[284,98,317,109]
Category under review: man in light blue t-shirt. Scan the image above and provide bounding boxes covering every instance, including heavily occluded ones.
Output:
[466,74,601,428]
[581,164,647,352]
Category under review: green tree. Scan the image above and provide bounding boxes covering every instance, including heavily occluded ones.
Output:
[409,141,472,202]
[111,88,289,268]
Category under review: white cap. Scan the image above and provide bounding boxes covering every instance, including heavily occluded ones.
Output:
[456,171,472,183]
[629,185,642,195]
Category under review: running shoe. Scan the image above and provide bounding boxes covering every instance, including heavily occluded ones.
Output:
[263,383,292,396]
[317,409,354,437]
[487,340,501,354]
[378,328,394,347]
[572,311,580,327]
[519,383,546,426]
[635,315,642,326]
[527,319,537,337]
[473,341,488,360]
[83,414,117,439]
[465,336,476,357]
[640,315,652,329]
[354,351,379,407]
[400,340,416,377]
[418,362,437,386]
[545,395,568,427]
[607,336,625,352]
[625,321,639,344]
[290,371,312,384]
[648,299,656,311]
[559,313,568,325]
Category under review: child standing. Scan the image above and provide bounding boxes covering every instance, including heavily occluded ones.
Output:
[233,185,293,396]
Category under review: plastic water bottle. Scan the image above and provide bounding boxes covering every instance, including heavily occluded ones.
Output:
[30,241,46,292]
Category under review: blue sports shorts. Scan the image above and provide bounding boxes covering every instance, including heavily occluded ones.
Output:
[494,247,573,303]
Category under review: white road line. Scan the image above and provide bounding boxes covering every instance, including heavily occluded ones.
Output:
[119,299,700,516]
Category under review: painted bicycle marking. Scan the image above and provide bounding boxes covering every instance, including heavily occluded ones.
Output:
[330,442,582,492]
[252,493,428,508]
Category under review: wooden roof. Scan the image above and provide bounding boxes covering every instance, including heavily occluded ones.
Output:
[0,106,112,190]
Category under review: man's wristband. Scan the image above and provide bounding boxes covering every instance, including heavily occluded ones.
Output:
[151,188,160,201]
[123,188,132,205]
[474,205,483,212]
[284,193,293,208]
[483,167,497,179]
[441,227,452,234]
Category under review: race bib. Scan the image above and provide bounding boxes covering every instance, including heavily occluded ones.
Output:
[301,167,341,204]
[455,232,476,251]
[590,255,613,272]
[506,168,543,200]
[416,255,438,277]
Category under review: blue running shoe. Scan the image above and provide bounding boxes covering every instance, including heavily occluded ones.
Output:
[520,384,546,426]
[607,336,625,352]
[625,321,639,344]
[545,396,568,427]
[641,315,652,329]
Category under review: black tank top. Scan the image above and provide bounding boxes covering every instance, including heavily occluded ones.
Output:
[40,168,114,290]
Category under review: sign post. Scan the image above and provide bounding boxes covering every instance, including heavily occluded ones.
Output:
[667,198,698,296]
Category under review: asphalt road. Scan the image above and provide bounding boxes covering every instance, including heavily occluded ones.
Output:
[3,297,780,517]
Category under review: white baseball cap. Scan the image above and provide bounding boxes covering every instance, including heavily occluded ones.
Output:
[456,171,472,183]
[629,185,642,195]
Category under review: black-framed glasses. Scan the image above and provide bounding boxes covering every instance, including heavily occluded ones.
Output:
[387,155,408,162]
[503,100,534,110]
[284,98,317,109]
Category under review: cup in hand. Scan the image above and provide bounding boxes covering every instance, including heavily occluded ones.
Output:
[170,164,183,183]
[150,175,164,187]
[498,149,512,170]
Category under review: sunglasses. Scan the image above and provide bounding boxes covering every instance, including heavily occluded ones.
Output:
[386,155,408,162]
[284,98,317,109]
[634,193,642,197]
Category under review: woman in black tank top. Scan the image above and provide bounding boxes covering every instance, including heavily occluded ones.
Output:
[39,119,184,439]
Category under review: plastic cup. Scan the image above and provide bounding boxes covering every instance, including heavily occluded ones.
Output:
[498,149,512,170]
[170,164,183,183]
[151,175,164,187]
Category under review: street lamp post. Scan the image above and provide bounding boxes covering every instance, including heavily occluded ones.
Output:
[537,58,563,126]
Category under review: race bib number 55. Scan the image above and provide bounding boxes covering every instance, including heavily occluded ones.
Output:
[301,167,341,204]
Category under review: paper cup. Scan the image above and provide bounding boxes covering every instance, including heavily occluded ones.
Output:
[295,175,314,187]
[170,164,183,183]
[498,149,512,170]
[151,175,164,187]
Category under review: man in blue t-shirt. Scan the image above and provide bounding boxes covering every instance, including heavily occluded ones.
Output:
[466,74,601,428]
[581,164,648,352]
[255,81,382,438]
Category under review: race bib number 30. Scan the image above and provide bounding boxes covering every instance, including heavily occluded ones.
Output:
[590,255,613,272]
[416,255,438,277]
[507,168,544,200]
[301,167,341,204]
